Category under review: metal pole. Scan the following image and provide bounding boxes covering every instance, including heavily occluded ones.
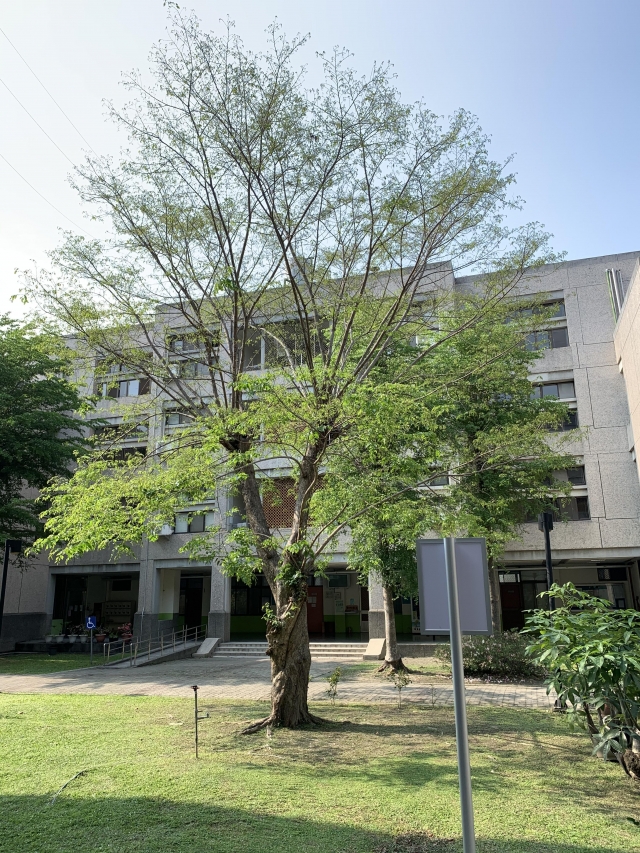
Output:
[444,536,476,853]
[192,684,199,758]
[543,523,554,611]
[90,628,93,666]
[538,511,555,611]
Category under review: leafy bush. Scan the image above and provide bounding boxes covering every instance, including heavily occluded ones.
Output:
[525,583,640,778]
[435,630,546,679]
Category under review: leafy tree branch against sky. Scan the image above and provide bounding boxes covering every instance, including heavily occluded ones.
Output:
[1,0,639,315]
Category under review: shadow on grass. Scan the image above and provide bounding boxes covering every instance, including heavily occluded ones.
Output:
[0,794,635,853]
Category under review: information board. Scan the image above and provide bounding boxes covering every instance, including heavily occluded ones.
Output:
[416,538,492,635]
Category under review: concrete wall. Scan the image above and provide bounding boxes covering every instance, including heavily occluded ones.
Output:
[503,252,640,564]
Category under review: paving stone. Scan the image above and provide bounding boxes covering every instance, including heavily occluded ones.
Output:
[0,655,555,708]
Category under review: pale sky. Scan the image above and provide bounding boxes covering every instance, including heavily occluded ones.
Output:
[1,0,638,316]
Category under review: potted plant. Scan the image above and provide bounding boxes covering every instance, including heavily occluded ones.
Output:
[117,622,133,643]
[94,626,107,642]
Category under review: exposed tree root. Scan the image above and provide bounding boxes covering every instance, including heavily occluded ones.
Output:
[377,658,410,673]
[241,711,328,735]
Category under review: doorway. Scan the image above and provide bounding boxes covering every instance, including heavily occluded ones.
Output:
[307,585,324,635]
[180,576,204,630]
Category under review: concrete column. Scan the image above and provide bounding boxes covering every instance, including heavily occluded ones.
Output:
[208,561,231,641]
[132,541,178,640]
[367,571,385,639]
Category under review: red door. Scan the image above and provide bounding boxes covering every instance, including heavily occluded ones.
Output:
[500,583,524,630]
[307,586,324,635]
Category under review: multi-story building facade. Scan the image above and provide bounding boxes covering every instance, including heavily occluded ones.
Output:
[3,250,640,651]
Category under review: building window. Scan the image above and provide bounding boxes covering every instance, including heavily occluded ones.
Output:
[531,380,575,400]
[165,410,194,427]
[597,566,627,582]
[230,575,274,615]
[176,361,209,379]
[554,495,590,521]
[427,474,449,486]
[100,377,151,398]
[566,466,586,486]
[550,409,579,431]
[525,327,569,351]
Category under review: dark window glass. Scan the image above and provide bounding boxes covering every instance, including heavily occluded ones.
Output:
[550,327,569,348]
[558,381,575,398]
[428,474,448,486]
[525,331,550,352]
[112,577,132,592]
[597,566,627,582]
[188,514,205,533]
[554,496,590,521]
[567,466,586,486]
[542,383,558,397]
[230,576,274,615]
[549,409,578,431]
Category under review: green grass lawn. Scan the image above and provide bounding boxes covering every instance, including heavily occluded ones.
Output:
[1,695,638,852]
[0,654,100,675]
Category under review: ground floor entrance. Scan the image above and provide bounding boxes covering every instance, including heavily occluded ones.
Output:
[499,560,639,629]
[229,571,419,639]
[51,572,140,636]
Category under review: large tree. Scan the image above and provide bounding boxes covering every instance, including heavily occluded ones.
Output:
[313,296,576,668]
[27,12,556,729]
[0,316,85,545]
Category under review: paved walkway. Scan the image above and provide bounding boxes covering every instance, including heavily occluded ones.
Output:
[0,655,554,708]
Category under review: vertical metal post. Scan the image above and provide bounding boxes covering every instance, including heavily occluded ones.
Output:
[90,628,93,666]
[192,684,199,758]
[538,511,555,611]
[444,536,476,853]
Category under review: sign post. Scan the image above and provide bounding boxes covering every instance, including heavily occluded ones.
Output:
[85,616,97,666]
[444,537,476,853]
[417,537,491,853]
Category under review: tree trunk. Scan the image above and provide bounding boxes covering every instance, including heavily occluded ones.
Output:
[379,583,405,671]
[239,458,326,733]
[488,556,502,635]
[242,577,323,732]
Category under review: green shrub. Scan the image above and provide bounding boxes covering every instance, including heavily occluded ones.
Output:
[525,583,640,775]
[435,630,546,679]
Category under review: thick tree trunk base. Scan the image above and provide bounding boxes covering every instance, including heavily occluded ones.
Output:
[241,710,327,735]
[377,658,407,673]
[618,749,640,780]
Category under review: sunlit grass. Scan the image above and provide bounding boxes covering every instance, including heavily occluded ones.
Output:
[0,694,638,852]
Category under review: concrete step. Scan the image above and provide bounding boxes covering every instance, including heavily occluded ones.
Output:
[214,641,367,660]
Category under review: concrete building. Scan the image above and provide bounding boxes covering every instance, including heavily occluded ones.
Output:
[3,250,640,651]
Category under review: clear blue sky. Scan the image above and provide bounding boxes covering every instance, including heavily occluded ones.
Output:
[1,0,638,314]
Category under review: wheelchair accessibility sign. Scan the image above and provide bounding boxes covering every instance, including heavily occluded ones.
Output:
[85,616,97,630]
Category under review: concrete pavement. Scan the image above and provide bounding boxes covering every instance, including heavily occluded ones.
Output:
[0,655,554,708]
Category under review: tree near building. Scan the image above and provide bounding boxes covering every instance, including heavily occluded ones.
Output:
[430,298,579,632]
[0,316,85,545]
[313,295,577,666]
[28,12,557,730]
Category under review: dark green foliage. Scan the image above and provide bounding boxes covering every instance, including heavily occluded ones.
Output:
[435,631,546,679]
[0,317,85,544]
[525,583,640,763]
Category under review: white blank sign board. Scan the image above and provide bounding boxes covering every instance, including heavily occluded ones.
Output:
[417,538,492,635]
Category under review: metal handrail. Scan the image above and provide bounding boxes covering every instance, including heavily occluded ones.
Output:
[103,624,203,666]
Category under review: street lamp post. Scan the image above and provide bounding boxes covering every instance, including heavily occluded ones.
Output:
[538,511,555,610]
[0,539,22,638]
